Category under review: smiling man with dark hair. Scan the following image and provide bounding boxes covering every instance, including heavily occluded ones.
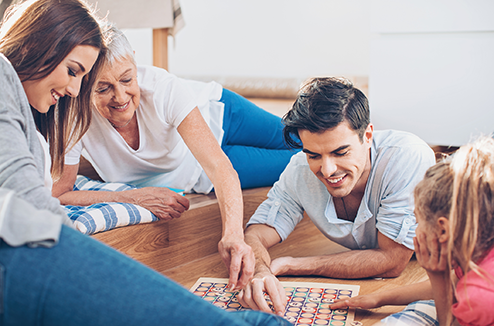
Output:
[238,77,436,316]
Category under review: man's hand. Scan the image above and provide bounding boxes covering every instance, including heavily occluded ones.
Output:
[237,271,287,316]
[131,187,190,221]
[240,224,286,314]
[218,234,255,291]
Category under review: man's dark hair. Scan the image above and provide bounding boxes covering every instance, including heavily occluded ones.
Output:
[283,77,370,148]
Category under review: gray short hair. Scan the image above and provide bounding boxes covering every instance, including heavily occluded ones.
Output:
[106,25,136,66]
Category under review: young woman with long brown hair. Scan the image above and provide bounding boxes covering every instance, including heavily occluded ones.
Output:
[0,0,290,325]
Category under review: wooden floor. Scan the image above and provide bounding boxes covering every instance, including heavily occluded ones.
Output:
[164,214,427,325]
[93,187,271,272]
[92,187,427,325]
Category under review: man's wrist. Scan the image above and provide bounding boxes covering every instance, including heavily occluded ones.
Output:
[254,262,273,276]
[270,256,297,275]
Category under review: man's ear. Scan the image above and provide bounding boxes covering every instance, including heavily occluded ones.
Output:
[436,217,450,243]
[364,123,373,144]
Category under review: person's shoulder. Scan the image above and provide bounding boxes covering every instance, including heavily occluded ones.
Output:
[288,151,309,168]
[276,151,311,181]
[372,130,435,173]
[137,65,178,87]
[0,54,29,117]
[282,151,316,183]
[478,246,494,271]
[273,151,324,204]
[373,129,432,153]
[0,54,12,70]
[0,54,20,83]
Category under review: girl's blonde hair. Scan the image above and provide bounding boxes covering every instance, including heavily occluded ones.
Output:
[414,136,494,323]
[0,0,107,179]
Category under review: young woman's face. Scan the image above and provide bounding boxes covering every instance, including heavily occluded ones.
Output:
[22,45,99,113]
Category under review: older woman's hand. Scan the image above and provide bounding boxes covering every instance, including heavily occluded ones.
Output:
[218,234,255,292]
[129,187,190,221]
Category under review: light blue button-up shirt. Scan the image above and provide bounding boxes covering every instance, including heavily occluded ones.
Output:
[247,130,435,250]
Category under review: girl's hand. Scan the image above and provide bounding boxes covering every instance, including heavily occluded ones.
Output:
[414,232,448,273]
[329,293,381,310]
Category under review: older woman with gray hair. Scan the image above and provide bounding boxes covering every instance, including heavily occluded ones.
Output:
[53,27,295,290]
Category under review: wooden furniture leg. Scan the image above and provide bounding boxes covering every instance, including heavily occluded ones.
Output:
[153,28,169,70]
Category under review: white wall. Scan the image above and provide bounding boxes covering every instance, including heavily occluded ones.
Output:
[123,0,371,79]
[121,0,494,146]
[369,0,494,146]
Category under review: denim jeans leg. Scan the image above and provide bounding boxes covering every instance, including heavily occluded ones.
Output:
[0,226,286,326]
[220,89,299,188]
[220,89,289,149]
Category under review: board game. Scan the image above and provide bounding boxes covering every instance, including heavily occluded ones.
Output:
[190,277,360,326]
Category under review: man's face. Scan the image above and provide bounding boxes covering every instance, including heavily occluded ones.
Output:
[299,121,373,198]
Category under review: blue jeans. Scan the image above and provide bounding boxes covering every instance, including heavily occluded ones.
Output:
[0,226,290,326]
[220,89,298,188]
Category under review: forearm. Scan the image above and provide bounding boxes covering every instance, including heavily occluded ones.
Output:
[59,185,189,221]
[209,164,244,237]
[57,189,135,206]
[277,248,411,279]
[248,241,272,275]
[2,164,66,216]
[0,143,65,216]
[428,272,453,326]
[177,107,245,236]
[375,280,432,306]
[244,226,280,275]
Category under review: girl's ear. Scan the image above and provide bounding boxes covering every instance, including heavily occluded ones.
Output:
[436,217,450,243]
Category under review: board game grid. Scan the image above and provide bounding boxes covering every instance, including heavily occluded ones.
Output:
[190,277,360,326]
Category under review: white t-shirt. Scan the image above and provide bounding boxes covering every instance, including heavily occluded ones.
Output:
[36,131,53,191]
[65,65,224,193]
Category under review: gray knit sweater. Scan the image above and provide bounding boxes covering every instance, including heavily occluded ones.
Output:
[0,54,72,247]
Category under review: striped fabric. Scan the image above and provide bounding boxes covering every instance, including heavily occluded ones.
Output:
[169,0,185,37]
[381,300,438,326]
[64,176,157,235]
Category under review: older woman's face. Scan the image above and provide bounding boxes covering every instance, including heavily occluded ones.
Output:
[93,57,140,126]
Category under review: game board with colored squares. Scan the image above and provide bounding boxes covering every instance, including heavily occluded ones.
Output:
[190,278,361,326]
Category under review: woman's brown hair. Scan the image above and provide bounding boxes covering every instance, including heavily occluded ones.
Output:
[0,0,107,179]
